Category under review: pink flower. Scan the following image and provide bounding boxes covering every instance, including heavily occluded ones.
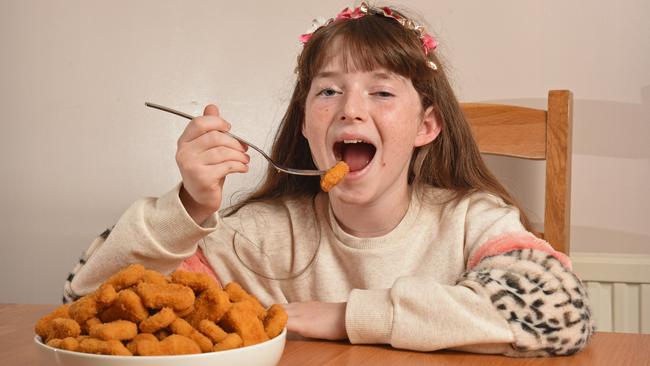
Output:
[336,6,366,20]
[299,33,313,44]
[421,34,437,54]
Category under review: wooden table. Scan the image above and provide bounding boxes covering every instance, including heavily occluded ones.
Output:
[3,304,649,365]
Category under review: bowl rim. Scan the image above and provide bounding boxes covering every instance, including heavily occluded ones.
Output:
[34,327,286,359]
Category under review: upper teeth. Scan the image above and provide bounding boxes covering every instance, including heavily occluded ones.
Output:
[343,139,363,144]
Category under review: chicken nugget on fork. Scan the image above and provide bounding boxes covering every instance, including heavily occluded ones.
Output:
[320,161,349,192]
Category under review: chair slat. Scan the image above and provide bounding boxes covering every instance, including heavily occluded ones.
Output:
[463,103,547,159]
[544,90,573,254]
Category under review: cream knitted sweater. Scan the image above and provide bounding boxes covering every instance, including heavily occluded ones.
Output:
[67,183,593,356]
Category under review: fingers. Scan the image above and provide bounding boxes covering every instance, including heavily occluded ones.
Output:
[191,130,247,154]
[203,104,219,116]
[200,146,250,166]
[179,115,230,144]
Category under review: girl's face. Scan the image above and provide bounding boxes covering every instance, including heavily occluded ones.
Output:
[303,53,440,205]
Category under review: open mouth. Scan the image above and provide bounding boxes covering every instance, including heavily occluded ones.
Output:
[333,139,377,172]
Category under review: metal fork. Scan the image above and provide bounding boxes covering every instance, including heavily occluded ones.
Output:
[145,102,326,176]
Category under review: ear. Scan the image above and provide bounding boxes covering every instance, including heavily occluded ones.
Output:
[414,106,441,147]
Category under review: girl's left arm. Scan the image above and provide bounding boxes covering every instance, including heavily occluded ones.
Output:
[343,234,594,357]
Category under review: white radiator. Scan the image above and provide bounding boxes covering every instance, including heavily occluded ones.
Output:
[571,252,650,333]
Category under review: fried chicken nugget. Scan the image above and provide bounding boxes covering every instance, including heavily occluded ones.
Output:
[224,282,266,320]
[57,337,80,352]
[169,318,213,353]
[41,318,81,342]
[160,334,202,355]
[35,304,70,340]
[171,270,218,293]
[320,161,349,192]
[140,269,169,285]
[175,304,194,317]
[198,319,228,343]
[263,304,288,338]
[213,333,243,352]
[89,320,138,341]
[219,301,269,346]
[99,289,149,323]
[68,296,97,325]
[46,338,62,348]
[185,287,231,328]
[94,283,118,306]
[78,337,132,356]
[126,333,158,355]
[68,283,117,325]
[139,307,176,333]
[49,318,81,339]
[82,317,102,334]
[105,263,146,290]
[136,334,201,355]
[135,282,195,311]
[154,329,171,341]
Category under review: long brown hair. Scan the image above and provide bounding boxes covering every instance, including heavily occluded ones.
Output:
[225,7,532,231]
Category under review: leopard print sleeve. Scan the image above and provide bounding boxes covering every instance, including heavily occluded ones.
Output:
[458,232,594,357]
[62,227,113,304]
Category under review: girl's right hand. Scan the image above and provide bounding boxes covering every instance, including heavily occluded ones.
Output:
[176,104,250,224]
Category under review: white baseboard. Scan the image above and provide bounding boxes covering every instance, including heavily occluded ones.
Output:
[570,252,650,284]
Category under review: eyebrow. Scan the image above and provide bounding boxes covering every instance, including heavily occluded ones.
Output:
[313,70,400,81]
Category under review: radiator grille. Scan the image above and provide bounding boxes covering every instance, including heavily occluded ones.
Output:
[572,253,650,334]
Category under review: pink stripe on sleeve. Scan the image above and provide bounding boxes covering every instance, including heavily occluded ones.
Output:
[176,247,221,287]
[467,231,572,271]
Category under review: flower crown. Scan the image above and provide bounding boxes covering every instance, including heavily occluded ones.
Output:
[299,2,438,70]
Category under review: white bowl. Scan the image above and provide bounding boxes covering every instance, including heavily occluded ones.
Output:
[34,328,286,366]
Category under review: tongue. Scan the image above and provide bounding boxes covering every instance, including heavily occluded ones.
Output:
[342,143,373,172]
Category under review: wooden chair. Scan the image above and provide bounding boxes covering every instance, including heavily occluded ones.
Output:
[461,90,573,254]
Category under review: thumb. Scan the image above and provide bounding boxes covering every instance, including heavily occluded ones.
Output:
[203,104,220,116]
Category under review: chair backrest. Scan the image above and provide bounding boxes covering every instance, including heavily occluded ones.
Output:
[461,90,573,254]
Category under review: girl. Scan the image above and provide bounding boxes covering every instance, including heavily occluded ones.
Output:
[64,3,592,357]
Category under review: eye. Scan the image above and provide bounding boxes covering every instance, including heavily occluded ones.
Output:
[372,91,395,98]
[316,88,340,97]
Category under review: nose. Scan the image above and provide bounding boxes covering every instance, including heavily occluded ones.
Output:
[339,91,367,123]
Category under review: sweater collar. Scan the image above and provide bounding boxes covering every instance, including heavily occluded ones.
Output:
[321,187,423,250]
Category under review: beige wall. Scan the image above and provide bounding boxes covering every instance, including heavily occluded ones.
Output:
[1,0,648,303]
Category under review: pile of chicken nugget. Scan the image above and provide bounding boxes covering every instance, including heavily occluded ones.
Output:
[35,264,287,356]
